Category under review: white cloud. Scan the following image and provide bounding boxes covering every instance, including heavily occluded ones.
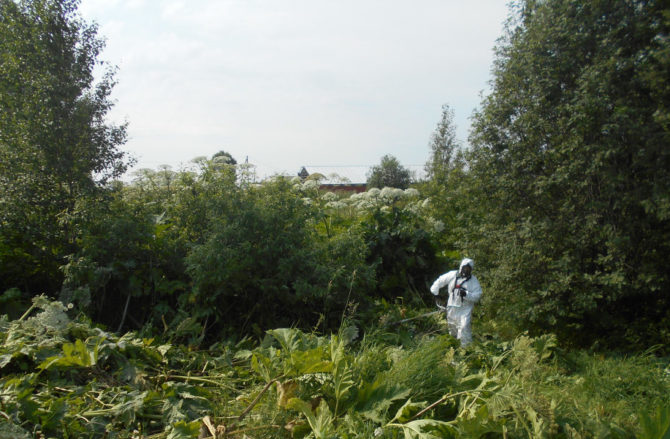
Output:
[80,0,509,173]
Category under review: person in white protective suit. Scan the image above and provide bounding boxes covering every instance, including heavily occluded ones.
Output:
[430,258,482,346]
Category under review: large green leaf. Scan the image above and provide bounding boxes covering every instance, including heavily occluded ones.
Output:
[268,328,305,353]
[391,399,428,424]
[639,405,670,439]
[167,420,201,439]
[355,378,411,423]
[287,398,334,439]
[453,404,502,438]
[38,339,99,370]
[291,347,332,375]
[387,419,457,439]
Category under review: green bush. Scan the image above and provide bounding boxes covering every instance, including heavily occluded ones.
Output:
[462,0,670,349]
[186,178,374,338]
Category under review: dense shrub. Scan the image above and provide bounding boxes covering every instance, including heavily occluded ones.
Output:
[186,178,375,338]
[463,0,670,349]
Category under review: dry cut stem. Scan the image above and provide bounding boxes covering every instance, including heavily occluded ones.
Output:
[224,375,284,435]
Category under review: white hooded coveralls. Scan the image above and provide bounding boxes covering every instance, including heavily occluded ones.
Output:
[430,258,482,346]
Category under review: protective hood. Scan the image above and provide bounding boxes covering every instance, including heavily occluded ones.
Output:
[459,258,474,270]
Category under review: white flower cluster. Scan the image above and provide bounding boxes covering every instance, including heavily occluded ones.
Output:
[325,201,347,210]
[302,180,319,191]
[344,187,424,211]
[24,296,72,333]
[405,188,420,198]
[289,185,443,235]
[321,192,338,202]
[427,217,445,233]
[387,187,411,201]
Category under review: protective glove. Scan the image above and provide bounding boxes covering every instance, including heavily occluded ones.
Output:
[459,289,467,299]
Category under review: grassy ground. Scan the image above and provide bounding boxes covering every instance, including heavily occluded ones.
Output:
[1,297,668,438]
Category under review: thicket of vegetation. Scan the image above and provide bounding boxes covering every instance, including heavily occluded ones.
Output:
[461,0,670,349]
[1,0,669,437]
[2,296,669,438]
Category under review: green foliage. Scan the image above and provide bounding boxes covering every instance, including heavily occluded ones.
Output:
[300,182,442,310]
[349,187,442,301]
[0,0,128,296]
[60,190,163,326]
[57,158,242,334]
[420,104,468,260]
[186,178,316,332]
[0,297,234,438]
[49,158,444,339]
[639,404,670,439]
[387,416,456,439]
[367,154,413,189]
[247,318,668,438]
[39,338,100,369]
[166,420,202,439]
[211,149,237,166]
[3,0,669,435]
[1,298,668,438]
[464,0,670,348]
[185,178,372,337]
[330,335,355,417]
[424,104,463,186]
[286,398,334,439]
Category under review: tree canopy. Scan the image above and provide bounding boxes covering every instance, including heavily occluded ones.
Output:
[211,150,237,165]
[366,154,412,189]
[0,0,128,294]
[425,104,462,186]
[464,0,670,346]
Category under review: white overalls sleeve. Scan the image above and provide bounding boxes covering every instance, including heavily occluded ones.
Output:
[430,270,457,296]
[464,276,483,304]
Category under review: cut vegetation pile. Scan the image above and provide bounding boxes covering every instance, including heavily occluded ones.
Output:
[1,297,669,438]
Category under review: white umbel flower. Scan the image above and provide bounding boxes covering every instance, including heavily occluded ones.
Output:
[321,192,337,202]
[302,180,319,191]
[367,187,381,197]
[404,188,420,198]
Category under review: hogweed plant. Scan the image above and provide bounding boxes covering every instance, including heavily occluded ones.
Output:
[1,298,668,438]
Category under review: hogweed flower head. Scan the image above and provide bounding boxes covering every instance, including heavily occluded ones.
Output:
[321,192,337,202]
[404,188,420,198]
[367,187,381,197]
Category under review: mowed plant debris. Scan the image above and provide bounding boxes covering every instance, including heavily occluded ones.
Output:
[1,296,668,438]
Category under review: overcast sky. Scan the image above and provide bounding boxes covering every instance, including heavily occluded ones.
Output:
[79,0,510,179]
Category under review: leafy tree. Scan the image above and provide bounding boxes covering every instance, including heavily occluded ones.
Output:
[421,104,468,261]
[62,158,240,332]
[59,190,159,331]
[466,0,670,348]
[0,0,128,295]
[367,155,412,189]
[425,104,462,185]
[357,188,440,302]
[185,178,373,338]
[211,150,237,165]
